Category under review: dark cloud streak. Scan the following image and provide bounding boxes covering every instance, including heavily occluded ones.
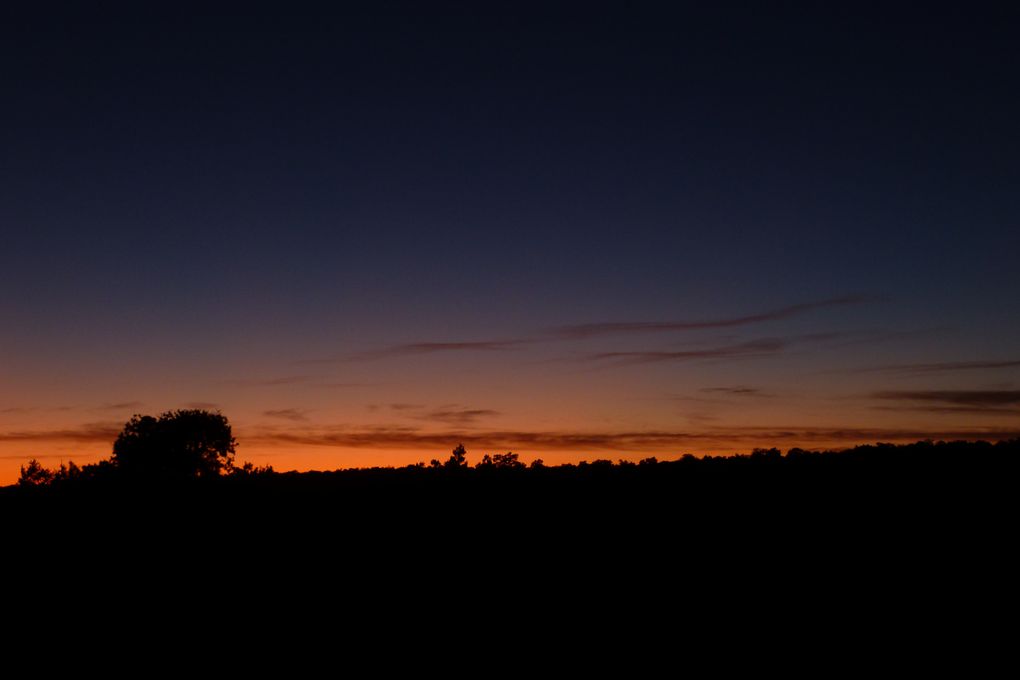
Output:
[0,423,122,444]
[417,407,500,426]
[306,341,530,364]
[872,390,1020,406]
[373,403,500,425]
[587,339,785,365]
[225,376,311,387]
[872,405,1020,417]
[1,453,104,461]
[857,359,1020,375]
[699,386,769,397]
[551,296,877,340]
[6,421,1018,456]
[241,424,1020,452]
[301,296,879,364]
[263,408,312,422]
[95,401,144,411]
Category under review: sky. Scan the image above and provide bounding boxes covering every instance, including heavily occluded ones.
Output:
[2,3,1019,482]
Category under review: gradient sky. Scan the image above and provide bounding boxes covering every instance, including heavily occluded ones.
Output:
[2,3,1019,483]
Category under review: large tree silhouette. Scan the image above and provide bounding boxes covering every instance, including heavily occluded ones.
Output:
[111,409,236,479]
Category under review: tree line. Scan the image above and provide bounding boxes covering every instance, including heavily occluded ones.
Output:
[10,408,1020,490]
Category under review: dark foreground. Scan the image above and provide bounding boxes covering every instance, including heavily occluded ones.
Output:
[7,439,1017,550]
[6,439,1016,657]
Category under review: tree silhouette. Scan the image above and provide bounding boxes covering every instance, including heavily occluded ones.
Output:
[18,459,54,486]
[111,409,236,479]
[477,451,524,472]
[444,443,468,469]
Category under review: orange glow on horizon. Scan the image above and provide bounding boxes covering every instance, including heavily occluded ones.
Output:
[5,423,1019,485]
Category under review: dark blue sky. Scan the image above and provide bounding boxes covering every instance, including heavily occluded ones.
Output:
[2,3,1018,477]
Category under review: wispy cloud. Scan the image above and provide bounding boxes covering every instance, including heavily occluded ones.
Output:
[0,422,121,444]
[353,340,531,361]
[366,403,499,425]
[872,405,1020,417]
[225,377,376,389]
[298,295,879,365]
[240,423,1020,452]
[225,375,311,387]
[95,401,144,411]
[263,408,312,422]
[550,295,877,340]
[586,339,785,365]
[416,407,500,426]
[5,421,1017,460]
[856,359,1020,375]
[699,386,770,397]
[0,406,76,415]
[302,340,530,364]
[388,403,424,411]
[872,390,1020,406]
[0,453,105,461]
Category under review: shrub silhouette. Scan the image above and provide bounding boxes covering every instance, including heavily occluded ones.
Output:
[111,409,236,479]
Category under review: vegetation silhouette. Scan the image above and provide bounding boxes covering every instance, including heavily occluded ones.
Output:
[6,414,1017,608]
[8,412,1018,524]
[112,409,236,479]
[14,409,244,489]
